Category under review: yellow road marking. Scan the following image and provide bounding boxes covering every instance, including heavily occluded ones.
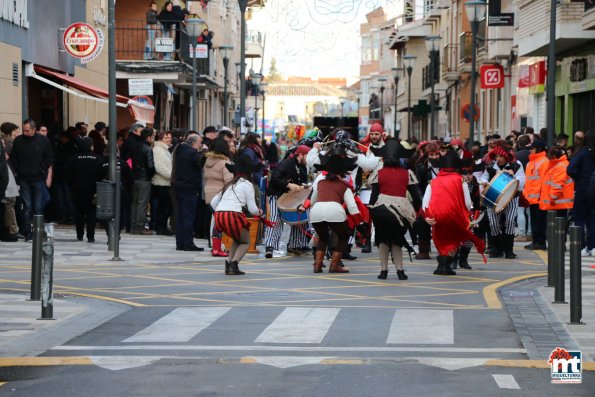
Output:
[482,272,547,309]
[485,359,595,371]
[0,357,93,367]
[59,292,146,307]
[533,250,548,263]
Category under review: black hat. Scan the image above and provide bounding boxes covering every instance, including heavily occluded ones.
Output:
[315,146,357,175]
[438,150,461,170]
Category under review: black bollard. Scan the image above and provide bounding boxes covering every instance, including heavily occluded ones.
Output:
[546,210,556,287]
[40,223,55,320]
[29,215,44,301]
[569,226,583,324]
[111,167,123,261]
[553,217,567,304]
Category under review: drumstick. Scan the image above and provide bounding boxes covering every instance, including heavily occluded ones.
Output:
[349,139,369,150]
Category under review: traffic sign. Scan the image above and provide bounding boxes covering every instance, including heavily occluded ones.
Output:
[480,64,504,89]
[461,104,480,122]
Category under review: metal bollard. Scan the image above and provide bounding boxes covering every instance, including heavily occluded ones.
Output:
[39,223,55,320]
[546,210,556,287]
[553,217,567,304]
[29,215,44,301]
[569,226,584,324]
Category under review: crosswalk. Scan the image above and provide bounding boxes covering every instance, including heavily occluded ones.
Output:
[117,307,457,346]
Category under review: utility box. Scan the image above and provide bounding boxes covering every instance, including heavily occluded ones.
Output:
[96,181,115,220]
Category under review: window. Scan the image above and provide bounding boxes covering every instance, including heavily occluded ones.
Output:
[362,35,371,64]
[372,31,380,61]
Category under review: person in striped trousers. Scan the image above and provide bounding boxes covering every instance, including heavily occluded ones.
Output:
[264,145,312,258]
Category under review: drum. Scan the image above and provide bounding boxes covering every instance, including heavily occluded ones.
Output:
[277,187,312,225]
[481,171,519,213]
[359,189,372,205]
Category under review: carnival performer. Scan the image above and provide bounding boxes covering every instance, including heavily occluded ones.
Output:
[414,142,441,260]
[368,140,421,280]
[423,151,486,275]
[264,145,311,258]
[480,145,526,259]
[304,146,360,273]
[360,122,386,157]
[210,156,262,276]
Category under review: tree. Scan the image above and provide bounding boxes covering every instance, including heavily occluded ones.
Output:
[267,58,282,82]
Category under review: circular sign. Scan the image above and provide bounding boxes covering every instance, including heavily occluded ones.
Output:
[461,104,480,122]
[63,23,99,58]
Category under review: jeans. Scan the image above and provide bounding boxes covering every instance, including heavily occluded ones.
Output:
[517,206,531,235]
[573,195,595,250]
[144,24,157,60]
[130,180,152,233]
[19,180,47,237]
[175,189,197,249]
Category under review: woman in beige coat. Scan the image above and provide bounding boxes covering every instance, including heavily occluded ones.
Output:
[204,138,234,256]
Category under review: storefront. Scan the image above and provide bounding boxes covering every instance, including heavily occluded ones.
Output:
[557,53,595,137]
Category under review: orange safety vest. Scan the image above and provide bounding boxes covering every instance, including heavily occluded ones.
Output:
[523,151,549,205]
[539,155,574,210]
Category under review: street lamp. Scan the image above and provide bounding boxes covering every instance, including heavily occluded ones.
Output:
[251,72,262,134]
[425,35,441,141]
[219,45,234,127]
[465,0,487,143]
[186,17,207,131]
[238,1,248,121]
[378,77,388,128]
[391,67,403,138]
[403,54,417,140]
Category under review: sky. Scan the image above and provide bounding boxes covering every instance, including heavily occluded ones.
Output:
[248,0,402,82]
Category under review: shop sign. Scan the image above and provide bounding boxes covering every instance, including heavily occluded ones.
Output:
[128,79,154,96]
[0,0,29,29]
[480,64,505,89]
[488,0,514,26]
[155,38,175,53]
[63,23,104,64]
[518,65,530,88]
[528,61,546,95]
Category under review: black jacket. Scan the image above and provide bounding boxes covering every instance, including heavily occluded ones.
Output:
[0,142,8,199]
[66,150,107,199]
[266,157,306,197]
[10,133,54,183]
[121,133,142,162]
[131,139,155,181]
[172,142,203,192]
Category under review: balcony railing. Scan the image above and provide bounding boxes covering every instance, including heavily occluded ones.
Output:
[459,32,472,64]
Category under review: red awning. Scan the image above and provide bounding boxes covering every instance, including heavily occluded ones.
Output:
[34,65,130,104]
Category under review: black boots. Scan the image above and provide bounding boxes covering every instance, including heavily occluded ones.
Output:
[396,270,408,280]
[228,260,245,275]
[361,240,372,253]
[502,234,517,259]
[434,256,456,276]
[378,270,388,279]
[489,235,503,258]
[224,260,231,275]
[343,244,357,260]
[458,246,472,269]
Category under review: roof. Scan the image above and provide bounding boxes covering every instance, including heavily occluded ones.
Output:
[266,84,347,97]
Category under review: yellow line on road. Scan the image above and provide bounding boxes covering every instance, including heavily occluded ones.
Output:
[482,272,547,309]
[0,357,93,367]
[58,291,146,307]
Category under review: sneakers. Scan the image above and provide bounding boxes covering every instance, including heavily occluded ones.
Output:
[581,248,594,257]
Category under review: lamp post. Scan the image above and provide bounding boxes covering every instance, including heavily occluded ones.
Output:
[251,72,262,134]
[378,77,388,128]
[238,1,248,121]
[425,35,441,141]
[403,55,417,140]
[354,90,362,133]
[219,45,234,127]
[391,67,403,138]
[546,0,557,146]
[465,0,487,143]
[186,17,206,131]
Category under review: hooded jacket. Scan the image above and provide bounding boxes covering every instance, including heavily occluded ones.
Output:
[539,155,574,210]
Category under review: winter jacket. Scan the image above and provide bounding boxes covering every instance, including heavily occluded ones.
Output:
[266,156,306,198]
[9,133,54,183]
[203,152,233,204]
[567,148,595,195]
[131,140,155,181]
[66,150,107,199]
[539,155,574,210]
[151,141,172,187]
[172,142,203,193]
[523,151,549,204]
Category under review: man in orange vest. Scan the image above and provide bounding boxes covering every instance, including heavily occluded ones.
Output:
[539,146,574,217]
[522,140,549,250]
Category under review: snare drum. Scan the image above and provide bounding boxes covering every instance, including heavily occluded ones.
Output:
[481,171,519,213]
[359,189,372,205]
[277,187,312,225]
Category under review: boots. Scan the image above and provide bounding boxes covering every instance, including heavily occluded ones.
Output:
[443,256,456,275]
[458,246,472,269]
[433,256,446,275]
[378,270,388,279]
[451,249,460,269]
[313,249,325,273]
[396,270,408,280]
[415,239,431,260]
[329,251,349,273]
[343,244,357,260]
[489,235,504,258]
[503,234,517,259]
[228,260,245,275]
[434,256,456,276]
[361,240,372,254]
[211,237,229,257]
[224,260,231,275]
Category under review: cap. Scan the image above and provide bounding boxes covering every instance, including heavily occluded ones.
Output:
[294,145,311,156]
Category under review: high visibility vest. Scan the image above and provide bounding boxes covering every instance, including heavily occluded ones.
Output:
[523,151,549,205]
[539,156,574,210]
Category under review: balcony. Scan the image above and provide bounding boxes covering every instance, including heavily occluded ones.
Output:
[246,29,264,58]
[442,43,460,81]
[583,0,595,30]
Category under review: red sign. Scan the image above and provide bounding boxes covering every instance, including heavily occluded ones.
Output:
[529,61,546,95]
[518,65,530,88]
[461,104,480,122]
[63,23,99,59]
[480,64,505,89]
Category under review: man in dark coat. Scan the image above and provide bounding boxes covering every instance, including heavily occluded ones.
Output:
[130,127,156,235]
[172,134,205,251]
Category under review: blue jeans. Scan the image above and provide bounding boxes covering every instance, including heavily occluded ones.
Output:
[144,24,156,60]
[19,180,48,237]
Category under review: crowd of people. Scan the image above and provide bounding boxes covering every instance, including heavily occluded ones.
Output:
[0,117,594,279]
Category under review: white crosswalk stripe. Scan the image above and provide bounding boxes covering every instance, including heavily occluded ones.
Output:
[387,309,454,345]
[123,307,231,343]
[492,374,520,389]
[255,308,340,344]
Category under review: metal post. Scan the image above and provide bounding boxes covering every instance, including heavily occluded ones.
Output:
[380,86,385,127]
[239,1,248,121]
[254,92,258,134]
[569,226,583,324]
[108,0,117,253]
[393,77,399,138]
[546,0,557,147]
[191,46,197,131]
[469,21,478,142]
[430,50,436,141]
[553,216,566,303]
[111,167,123,261]
[223,56,229,126]
[261,92,266,136]
[40,223,54,320]
[30,214,43,301]
[547,210,555,287]
[407,68,412,140]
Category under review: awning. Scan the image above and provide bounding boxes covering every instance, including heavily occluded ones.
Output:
[31,65,155,124]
